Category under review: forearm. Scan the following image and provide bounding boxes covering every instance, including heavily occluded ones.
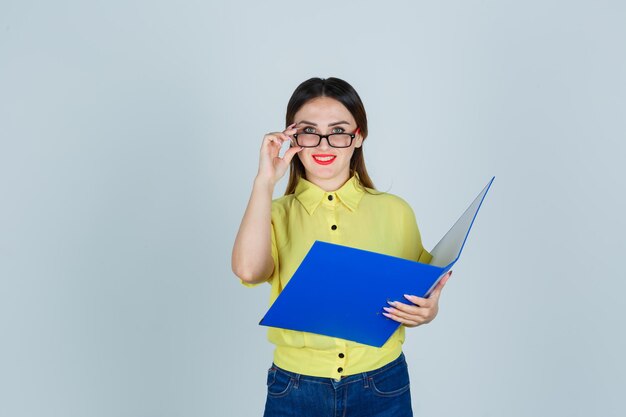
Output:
[231,176,275,284]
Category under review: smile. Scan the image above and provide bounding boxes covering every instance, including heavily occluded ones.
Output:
[312,154,337,165]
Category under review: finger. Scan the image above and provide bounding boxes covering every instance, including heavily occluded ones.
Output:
[283,123,297,133]
[382,311,420,327]
[387,300,421,315]
[264,131,290,141]
[384,305,427,321]
[280,132,294,144]
[281,125,298,139]
[402,294,430,307]
[262,133,280,144]
[263,133,288,148]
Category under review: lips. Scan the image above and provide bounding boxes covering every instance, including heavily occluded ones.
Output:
[312,154,337,165]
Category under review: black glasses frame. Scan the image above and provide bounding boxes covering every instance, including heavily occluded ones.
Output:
[292,132,357,148]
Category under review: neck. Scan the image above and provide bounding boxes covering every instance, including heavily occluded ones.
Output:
[305,171,351,192]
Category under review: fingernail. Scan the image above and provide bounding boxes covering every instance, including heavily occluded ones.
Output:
[383,306,393,312]
[387,301,396,306]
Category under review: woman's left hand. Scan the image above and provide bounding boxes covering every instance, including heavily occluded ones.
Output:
[382,271,452,328]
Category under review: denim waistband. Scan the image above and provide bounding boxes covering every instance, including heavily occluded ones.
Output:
[270,352,406,387]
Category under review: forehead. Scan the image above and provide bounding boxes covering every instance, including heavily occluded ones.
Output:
[294,97,356,124]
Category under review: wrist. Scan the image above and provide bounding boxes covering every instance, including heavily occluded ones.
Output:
[253,175,276,193]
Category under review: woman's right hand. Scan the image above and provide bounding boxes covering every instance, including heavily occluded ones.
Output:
[257,123,303,185]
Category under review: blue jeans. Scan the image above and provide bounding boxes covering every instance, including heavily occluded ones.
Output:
[263,352,412,417]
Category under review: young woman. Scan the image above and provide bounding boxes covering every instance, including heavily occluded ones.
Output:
[232,77,451,417]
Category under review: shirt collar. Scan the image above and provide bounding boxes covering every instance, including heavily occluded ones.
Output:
[295,174,365,215]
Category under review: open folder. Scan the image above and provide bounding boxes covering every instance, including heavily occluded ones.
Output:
[259,177,495,348]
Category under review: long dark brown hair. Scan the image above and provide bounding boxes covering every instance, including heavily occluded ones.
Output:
[284,77,376,195]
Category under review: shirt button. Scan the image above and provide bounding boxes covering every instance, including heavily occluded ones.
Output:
[328,195,333,201]
[337,367,343,373]
[331,225,337,230]
[338,353,345,358]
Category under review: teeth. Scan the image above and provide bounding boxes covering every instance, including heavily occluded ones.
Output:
[314,156,335,162]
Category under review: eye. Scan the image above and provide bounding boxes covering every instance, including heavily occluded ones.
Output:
[331,127,345,133]
[303,126,316,133]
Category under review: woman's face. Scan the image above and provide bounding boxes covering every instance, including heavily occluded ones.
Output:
[293,96,363,190]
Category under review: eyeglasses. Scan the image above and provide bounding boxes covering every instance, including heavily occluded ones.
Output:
[293,131,357,148]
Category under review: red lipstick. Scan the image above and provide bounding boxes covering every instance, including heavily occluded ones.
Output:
[312,154,336,165]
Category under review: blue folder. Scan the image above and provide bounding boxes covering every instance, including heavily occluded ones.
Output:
[260,177,495,347]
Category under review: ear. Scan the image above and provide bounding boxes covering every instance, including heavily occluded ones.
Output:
[354,127,363,148]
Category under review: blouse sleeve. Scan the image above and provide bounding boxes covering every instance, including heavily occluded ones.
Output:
[402,200,433,264]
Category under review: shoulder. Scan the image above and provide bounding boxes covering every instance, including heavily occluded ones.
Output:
[361,189,415,216]
[271,193,297,218]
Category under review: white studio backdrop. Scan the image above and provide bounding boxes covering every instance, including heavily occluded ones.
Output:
[1,1,624,416]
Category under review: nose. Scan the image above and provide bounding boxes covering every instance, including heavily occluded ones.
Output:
[317,136,332,150]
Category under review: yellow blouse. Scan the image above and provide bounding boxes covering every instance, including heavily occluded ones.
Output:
[244,174,432,379]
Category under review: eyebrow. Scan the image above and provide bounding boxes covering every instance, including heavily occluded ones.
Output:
[297,120,350,127]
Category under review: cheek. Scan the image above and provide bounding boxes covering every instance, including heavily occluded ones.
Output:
[340,148,356,161]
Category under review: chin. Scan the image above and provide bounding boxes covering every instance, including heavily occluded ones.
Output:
[299,155,350,182]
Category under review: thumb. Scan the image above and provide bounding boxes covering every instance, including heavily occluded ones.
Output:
[431,271,452,300]
[439,271,452,288]
[281,145,303,164]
